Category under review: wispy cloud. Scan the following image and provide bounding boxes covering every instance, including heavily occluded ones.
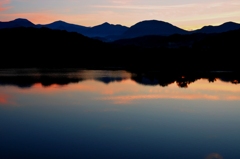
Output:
[93,0,240,28]
[95,0,240,9]
[93,1,240,16]
[1,0,239,29]
[108,0,135,5]
[0,11,91,25]
[0,0,11,12]
[93,3,195,10]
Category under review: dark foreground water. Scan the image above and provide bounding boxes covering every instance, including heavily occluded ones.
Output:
[0,69,240,159]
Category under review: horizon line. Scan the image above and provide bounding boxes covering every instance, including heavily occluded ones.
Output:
[1,17,240,31]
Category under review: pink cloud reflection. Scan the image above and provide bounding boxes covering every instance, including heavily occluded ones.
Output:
[0,94,8,104]
[0,93,16,106]
[98,94,220,105]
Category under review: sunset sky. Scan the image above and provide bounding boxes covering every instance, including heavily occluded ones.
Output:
[0,0,240,30]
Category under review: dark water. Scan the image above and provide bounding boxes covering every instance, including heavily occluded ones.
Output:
[0,69,240,159]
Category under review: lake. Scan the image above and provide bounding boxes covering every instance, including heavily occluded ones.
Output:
[0,69,240,159]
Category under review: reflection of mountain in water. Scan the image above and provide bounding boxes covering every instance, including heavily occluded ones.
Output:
[0,74,83,88]
[0,69,239,88]
[131,71,240,87]
[131,72,197,87]
[95,77,126,84]
[0,69,130,88]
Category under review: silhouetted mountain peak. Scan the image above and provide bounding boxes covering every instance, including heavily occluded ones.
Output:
[12,18,34,25]
[94,22,127,28]
[85,22,129,38]
[48,20,71,25]
[220,21,239,27]
[195,21,240,34]
[39,20,89,33]
[102,22,110,26]
[55,20,65,23]
[136,20,172,25]
[134,20,182,30]
[12,18,32,22]
[0,18,35,29]
[42,20,89,29]
[93,22,112,28]
[122,19,188,39]
[200,22,238,29]
[223,21,237,24]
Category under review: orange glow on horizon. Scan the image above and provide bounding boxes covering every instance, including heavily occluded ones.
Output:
[1,11,240,30]
[1,77,240,107]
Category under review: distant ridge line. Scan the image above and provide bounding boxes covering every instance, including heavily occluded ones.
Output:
[1,18,240,41]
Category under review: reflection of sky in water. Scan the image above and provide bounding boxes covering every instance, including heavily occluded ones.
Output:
[0,74,240,159]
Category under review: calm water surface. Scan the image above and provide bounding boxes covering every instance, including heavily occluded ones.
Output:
[0,69,240,159]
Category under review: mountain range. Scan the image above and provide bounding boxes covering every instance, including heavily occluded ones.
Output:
[1,18,240,41]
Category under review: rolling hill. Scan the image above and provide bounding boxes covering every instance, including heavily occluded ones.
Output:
[120,20,188,39]
[193,22,240,34]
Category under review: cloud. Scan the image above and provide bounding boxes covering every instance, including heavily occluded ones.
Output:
[94,0,240,10]
[1,0,239,29]
[0,0,11,12]
[93,0,240,28]
[109,0,134,5]
[225,96,240,100]
[93,0,240,18]
[0,12,84,25]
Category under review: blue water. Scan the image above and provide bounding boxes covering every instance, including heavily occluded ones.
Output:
[0,69,240,159]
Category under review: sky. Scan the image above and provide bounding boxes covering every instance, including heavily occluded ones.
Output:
[0,0,240,30]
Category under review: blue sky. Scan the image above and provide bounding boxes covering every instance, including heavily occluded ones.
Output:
[0,0,240,30]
